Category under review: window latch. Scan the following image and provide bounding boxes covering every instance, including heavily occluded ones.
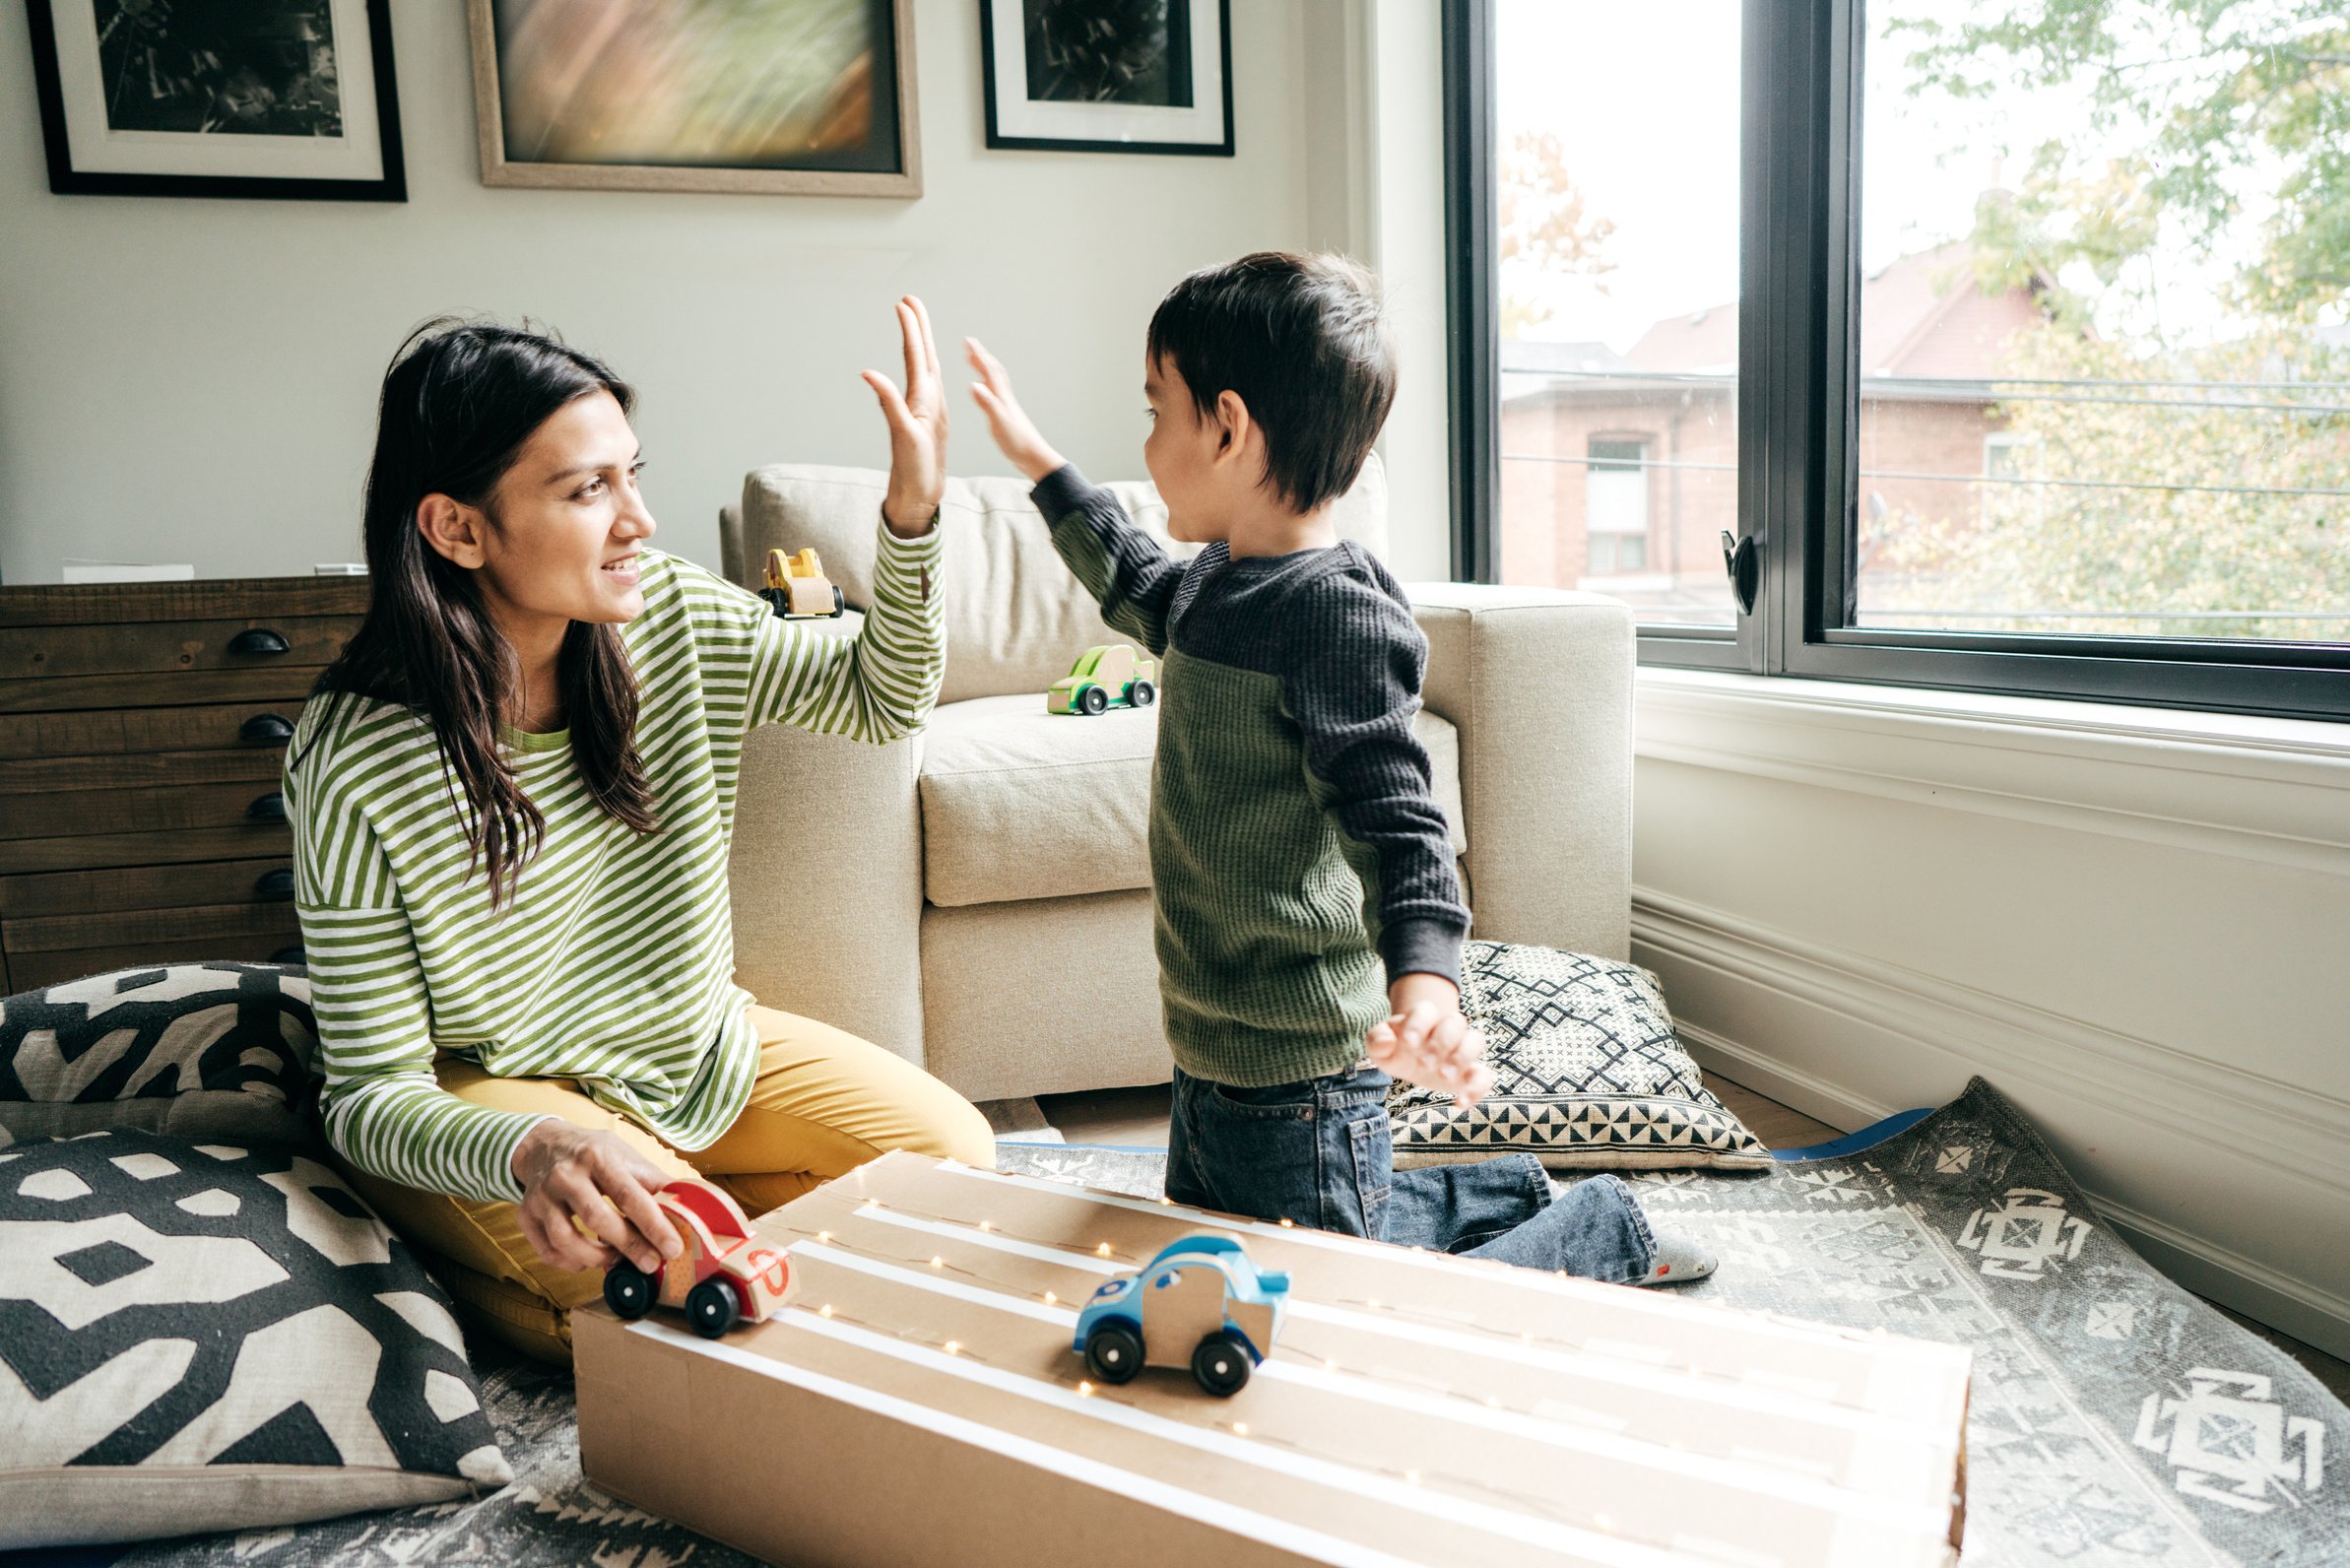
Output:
[1720,531,1759,616]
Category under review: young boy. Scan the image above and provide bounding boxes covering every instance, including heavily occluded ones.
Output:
[966,252,1710,1285]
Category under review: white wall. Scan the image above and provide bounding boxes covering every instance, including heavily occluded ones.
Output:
[0,0,1349,583]
[1633,670,2350,1359]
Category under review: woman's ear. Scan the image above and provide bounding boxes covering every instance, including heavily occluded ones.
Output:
[417,492,488,569]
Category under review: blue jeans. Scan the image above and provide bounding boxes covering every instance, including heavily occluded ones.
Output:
[1164,1066,1657,1284]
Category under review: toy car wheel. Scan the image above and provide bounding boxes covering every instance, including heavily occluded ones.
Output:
[1077,686,1109,716]
[1191,1330,1253,1397]
[830,585,845,617]
[1129,680,1156,707]
[686,1276,742,1339]
[604,1263,657,1321]
[1083,1321,1145,1384]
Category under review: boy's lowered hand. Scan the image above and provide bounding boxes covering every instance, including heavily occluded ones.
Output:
[1366,972,1493,1110]
[966,339,1068,484]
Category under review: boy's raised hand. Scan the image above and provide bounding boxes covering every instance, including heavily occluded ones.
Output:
[863,295,947,538]
[1366,972,1494,1110]
[966,338,1067,485]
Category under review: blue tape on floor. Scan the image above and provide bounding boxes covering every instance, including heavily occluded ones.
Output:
[1769,1106,1936,1162]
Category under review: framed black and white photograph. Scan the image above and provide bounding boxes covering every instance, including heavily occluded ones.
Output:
[468,0,920,198]
[23,0,406,201]
[981,0,1232,158]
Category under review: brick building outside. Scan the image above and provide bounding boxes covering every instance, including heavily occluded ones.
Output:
[1498,242,2049,622]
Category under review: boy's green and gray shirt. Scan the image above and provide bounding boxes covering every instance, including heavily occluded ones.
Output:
[286,524,945,1208]
[1036,465,1469,1088]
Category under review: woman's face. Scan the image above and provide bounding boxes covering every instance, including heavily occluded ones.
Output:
[431,389,658,626]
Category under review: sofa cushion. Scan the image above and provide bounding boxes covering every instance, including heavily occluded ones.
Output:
[1387,943,1771,1171]
[920,691,1468,908]
[0,1129,510,1549]
[0,963,317,1149]
[735,455,1389,704]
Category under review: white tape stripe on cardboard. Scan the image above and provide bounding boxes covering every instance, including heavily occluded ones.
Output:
[926,1160,1968,1422]
[797,1240,1949,1543]
[626,1321,1425,1568]
[767,1300,1707,1567]
[848,1202,1927,1440]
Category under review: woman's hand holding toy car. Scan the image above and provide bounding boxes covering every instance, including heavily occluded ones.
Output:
[510,1119,684,1275]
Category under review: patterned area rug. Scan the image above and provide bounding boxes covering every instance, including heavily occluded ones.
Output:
[91,1079,2341,1567]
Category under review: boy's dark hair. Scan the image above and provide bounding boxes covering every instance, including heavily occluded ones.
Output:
[1146,252,1396,513]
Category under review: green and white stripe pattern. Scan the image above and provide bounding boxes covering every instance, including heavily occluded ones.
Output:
[287,524,944,1206]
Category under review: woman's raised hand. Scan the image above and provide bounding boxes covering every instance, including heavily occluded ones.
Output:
[509,1116,685,1274]
[965,338,1066,485]
[863,295,948,539]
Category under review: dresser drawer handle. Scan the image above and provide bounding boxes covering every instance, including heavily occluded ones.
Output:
[254,867,296,900]
[241,712,295,745]
[247,790,287,822]
[228,628,291,657]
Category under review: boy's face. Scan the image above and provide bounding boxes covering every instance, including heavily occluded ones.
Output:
[1143,354,1232,545]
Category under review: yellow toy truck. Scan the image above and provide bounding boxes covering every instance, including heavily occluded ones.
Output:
[759,548,846,620]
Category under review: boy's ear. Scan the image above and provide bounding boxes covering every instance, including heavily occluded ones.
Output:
[1212,387,1252,461]
[417,492,490,569]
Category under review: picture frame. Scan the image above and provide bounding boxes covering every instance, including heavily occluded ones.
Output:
[466,0,921,198]
[23,0,406,201]
[981,0,1233,158]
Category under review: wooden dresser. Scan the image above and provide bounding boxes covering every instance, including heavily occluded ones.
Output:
[0,577,369,991]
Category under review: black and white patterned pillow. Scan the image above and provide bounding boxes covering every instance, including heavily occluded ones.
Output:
[0,1129,511,1550]
[0,963,316,1148]
[1388,942,1772,1171]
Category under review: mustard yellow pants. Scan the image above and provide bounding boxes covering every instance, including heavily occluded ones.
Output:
[336,1005,995,1365]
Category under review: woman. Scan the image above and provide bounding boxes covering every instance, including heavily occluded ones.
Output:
[287,300,990,1363]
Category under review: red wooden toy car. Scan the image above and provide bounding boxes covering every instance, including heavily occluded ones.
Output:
[602,1177,797,1339]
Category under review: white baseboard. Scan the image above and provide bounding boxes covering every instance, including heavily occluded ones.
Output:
[1640,889,2350,1366]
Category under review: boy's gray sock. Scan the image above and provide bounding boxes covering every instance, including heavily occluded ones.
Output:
[1634,1226,1717,1286]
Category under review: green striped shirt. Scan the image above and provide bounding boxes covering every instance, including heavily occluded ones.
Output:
[288,523,944,1207]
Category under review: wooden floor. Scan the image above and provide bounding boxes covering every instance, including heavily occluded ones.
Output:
[1035,1072,2350,1403]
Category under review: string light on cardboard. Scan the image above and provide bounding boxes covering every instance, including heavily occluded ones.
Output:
[1231,1422,1249,1436]
[1077,1381,1095,1397]
[944,1340,961,1355]
[1096,1242,1113,1257]
[818,1303,834,1318]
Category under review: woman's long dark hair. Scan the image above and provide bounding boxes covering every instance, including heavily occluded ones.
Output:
[311,319,659,908]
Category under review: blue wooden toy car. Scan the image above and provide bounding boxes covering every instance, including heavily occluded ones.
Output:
[1073,1234,1289,1396]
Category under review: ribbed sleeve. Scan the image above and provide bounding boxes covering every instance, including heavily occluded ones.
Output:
[1034,464,1185,655]
[1280,565,1469,989]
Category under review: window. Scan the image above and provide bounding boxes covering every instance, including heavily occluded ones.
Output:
[1443,0,2350,719]
[1584,438,1651,577]
[1477,0,1739,627]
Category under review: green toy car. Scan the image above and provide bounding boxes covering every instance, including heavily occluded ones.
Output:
[1048,644,1158,716]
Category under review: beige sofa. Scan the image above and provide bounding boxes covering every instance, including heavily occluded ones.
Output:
[717,456,1633,1103]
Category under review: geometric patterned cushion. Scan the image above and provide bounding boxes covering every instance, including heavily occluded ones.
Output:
[0,964,317,1150]
[0,1129,511,1549]
[1388,942,1772,1171]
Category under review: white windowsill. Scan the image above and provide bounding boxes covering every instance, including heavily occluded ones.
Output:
[1633,666,2350,861]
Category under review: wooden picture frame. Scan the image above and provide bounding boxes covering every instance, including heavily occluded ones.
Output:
[23,0,406,202]
[981,0,1232,158]
[466,0,921,198]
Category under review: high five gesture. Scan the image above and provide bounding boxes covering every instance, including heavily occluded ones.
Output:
[862,294,948,538]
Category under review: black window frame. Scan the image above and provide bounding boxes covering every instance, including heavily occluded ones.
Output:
[1442,0,2350,722]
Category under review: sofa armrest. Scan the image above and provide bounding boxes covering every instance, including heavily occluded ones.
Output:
[729,721,928,1065]
[1408,583,1634,961]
